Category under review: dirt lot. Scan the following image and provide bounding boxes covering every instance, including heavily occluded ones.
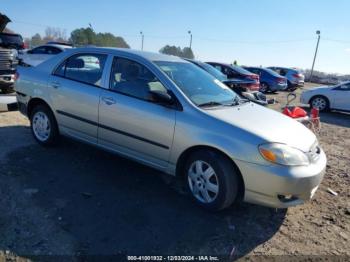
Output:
[0,83,349,261]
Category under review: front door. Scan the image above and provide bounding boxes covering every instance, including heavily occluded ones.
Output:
[98,57,176,168]
[332,83,350,110]
[49,52,108,143]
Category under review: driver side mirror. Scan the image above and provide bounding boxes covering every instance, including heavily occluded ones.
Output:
[149,90,174,106]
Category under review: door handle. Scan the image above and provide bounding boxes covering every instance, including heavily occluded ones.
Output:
[51,81,61,89]
[102,96,116,105]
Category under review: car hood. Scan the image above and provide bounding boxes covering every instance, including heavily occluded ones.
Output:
[307,85,332,91]
[0,13,10,32]
[205,102,316,152]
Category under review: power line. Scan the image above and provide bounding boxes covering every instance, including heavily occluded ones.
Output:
[12,20,68,31]
[323,38,350,44]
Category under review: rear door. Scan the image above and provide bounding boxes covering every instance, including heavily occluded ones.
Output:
[98,56,176,168]
[48,52,108,143]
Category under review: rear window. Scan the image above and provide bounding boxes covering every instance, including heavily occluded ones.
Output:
[263,68,283,77]
[0,33,23,49]
[230,65,253,75]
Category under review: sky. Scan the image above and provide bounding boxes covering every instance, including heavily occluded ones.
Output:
[2,0,350,74]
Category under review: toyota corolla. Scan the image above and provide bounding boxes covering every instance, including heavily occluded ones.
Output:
[15,48,327,211]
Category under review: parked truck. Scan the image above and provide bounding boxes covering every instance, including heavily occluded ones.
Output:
[0,13,23,93]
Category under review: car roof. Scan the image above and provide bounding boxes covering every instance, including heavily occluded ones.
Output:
[37,44,73,50]
[70,47,187,62]
[0,32,22,37]
[269,66,299,71]
[206,61,232,67]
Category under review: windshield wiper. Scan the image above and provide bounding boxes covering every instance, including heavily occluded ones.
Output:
[198,101,224,107]
[229,96,249,106]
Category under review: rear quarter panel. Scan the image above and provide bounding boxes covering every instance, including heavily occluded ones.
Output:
[15,66,51,115]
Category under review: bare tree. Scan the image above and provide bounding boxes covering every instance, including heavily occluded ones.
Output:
[43,27,67,42]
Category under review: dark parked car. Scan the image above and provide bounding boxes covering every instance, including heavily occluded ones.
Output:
[186,59,273,106]
[0,13,22,93]
[186,59,255,90]
[243,67,287,93]
[206,62,260,91]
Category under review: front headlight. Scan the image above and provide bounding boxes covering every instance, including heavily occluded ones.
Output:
[259,143,310,166]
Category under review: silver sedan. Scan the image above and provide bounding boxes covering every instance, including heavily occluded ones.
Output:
[15,48,327,211]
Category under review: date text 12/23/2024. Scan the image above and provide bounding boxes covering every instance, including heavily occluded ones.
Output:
[127,256,220,261]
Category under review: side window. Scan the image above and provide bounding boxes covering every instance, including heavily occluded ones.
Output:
[30,46,47,54]
[279,69,287,76]
[110,57,167,102]
[339,83,350,90]
[46,46,61,55]
[54,53,107,87]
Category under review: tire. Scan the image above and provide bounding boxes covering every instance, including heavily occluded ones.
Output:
[260,82,269,93]
[287,81,297,91]
[184,150,239,211]
[30,104,59,146]
[310,95,329,112]
[0,85,14,94]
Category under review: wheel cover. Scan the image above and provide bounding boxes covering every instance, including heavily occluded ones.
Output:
[32,111,51,142]
[260,83,267,92]
[187,160,219,203]
[312,97,326,110]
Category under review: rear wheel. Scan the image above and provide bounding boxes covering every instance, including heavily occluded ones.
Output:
[260,82,269,93]
[185,150,239,211]
[30,104,59,146]
[310,96,329,112]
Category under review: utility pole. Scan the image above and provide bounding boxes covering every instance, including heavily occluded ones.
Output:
[188,30,192,49]
[140,31,144,51]
[310,30,321,82]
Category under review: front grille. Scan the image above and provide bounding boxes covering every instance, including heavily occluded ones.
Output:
[0,48,16,71]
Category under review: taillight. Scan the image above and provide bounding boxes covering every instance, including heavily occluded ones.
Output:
[292,73,302,78]
[22,43,28,49]
[247,74,259,82]
[277,78,285,84]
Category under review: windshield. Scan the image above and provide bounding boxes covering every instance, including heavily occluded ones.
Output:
[196,61,227,81]
[155,61,237,106]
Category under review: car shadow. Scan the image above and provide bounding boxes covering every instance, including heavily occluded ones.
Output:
[0,126,286,259]
[319,111,350,128]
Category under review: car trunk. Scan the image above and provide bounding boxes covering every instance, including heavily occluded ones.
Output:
[0,13,11,32]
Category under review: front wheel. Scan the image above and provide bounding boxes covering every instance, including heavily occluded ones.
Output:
[310,96,329,112]
[185,150,239,211]
[30,104,59,146]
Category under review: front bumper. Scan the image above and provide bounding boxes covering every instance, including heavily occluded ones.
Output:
[235,148,327,208]
[271,83,288,91]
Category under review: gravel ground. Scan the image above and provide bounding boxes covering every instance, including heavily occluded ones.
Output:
[0,83,349,261]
